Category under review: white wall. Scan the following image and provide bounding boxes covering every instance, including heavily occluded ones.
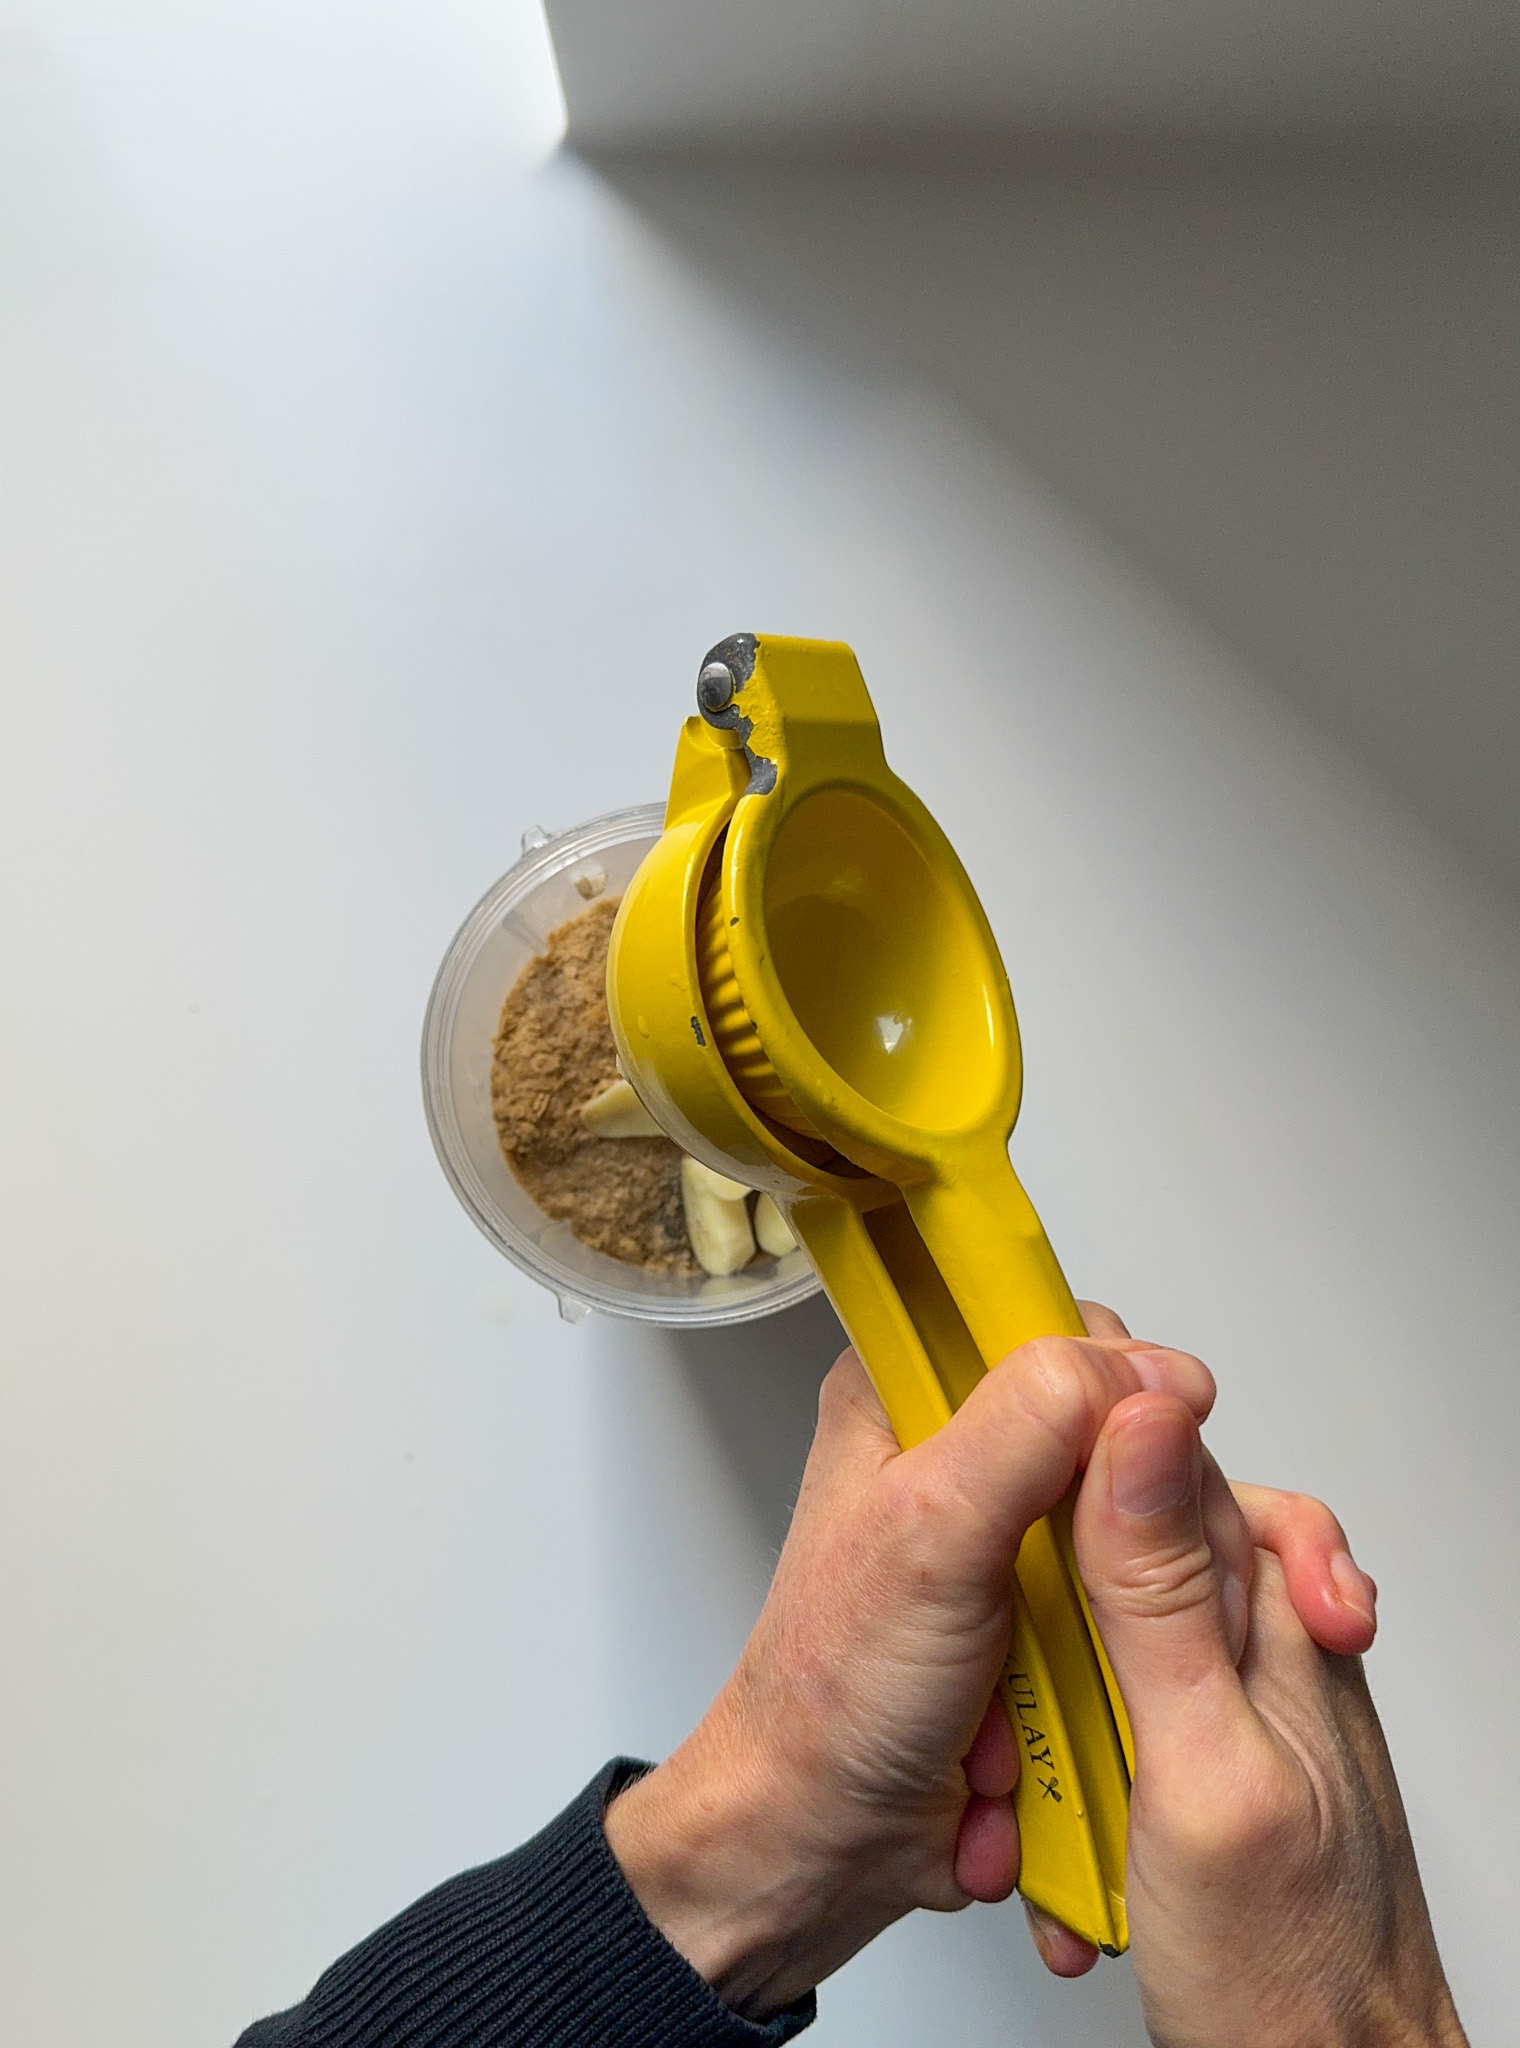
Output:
[0,5,1515,2045]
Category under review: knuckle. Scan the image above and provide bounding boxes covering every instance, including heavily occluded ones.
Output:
[1004,1336,1102,1451]
[1266,1487,1349,1562]
[815,1348,881,1436]
[1076,1298,1130,1339]
[1178,1350,1218,1413]
[1135,1344,1216,1418]
[1159,1756,1298,1874]
[816,1353,855,1423]
[1296,1490,1347,1546]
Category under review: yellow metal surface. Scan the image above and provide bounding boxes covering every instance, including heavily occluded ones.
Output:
[607,636,1134,1954]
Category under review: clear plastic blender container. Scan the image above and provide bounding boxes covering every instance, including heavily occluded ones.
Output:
[421,804,822,1325]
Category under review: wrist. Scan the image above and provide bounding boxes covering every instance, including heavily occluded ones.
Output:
[1145,1951,1469,2048]
[603,1693,897,2020]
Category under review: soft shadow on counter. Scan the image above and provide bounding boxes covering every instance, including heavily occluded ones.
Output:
[591,149,1520,901]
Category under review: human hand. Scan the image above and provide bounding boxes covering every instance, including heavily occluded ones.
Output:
[1058,1312,1466,2047]
[604,1311,1381,2026]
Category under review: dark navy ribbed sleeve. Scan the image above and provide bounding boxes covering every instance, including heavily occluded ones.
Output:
[234,1760,816,2048]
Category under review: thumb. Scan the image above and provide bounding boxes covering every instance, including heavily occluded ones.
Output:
[1074,1393,1250,1764]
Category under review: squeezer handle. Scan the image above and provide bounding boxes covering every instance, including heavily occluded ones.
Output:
[787,1160,1134,1955]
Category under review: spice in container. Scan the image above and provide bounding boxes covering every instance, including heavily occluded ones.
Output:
[491,897,798,1277]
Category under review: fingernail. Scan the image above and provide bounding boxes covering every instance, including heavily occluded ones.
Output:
[1221,1573,1249,1664]
[1110,1411,1195,1517]
[1331,1549,1375,1622]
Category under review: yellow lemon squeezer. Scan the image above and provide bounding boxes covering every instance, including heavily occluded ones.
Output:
[607,634,1134,1953]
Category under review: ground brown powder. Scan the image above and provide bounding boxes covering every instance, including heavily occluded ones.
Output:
[490,897,695,1272]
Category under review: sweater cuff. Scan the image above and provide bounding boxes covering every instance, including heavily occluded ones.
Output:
[241,1760,816,2048]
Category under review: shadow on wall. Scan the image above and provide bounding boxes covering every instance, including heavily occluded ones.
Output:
[571,1290,829,1647]
[583,1289,845,1758]
[590,151,1520,900]
[667,1289,844,1559]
